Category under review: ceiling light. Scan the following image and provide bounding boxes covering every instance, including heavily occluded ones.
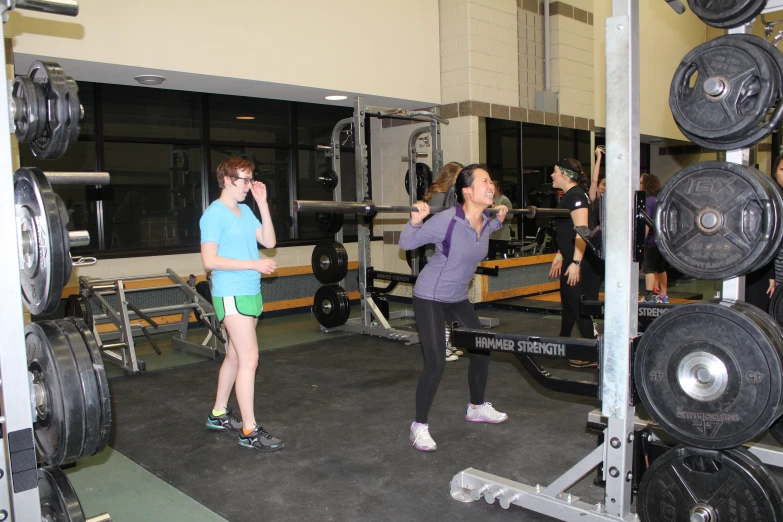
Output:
[325,95,348,101]
[134,74,166,86]
[236,116,256,120]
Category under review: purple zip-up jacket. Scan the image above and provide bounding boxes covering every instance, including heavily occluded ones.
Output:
[399,205,502,302]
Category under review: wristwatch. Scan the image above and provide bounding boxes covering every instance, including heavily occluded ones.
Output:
[572,260,581,265]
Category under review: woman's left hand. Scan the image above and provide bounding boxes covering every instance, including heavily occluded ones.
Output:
[495,204,509,223]
[565,262,581,286]
[250,181,267,204]
[767,279,777,297]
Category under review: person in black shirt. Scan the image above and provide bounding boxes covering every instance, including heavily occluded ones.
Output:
[548,158,600,368]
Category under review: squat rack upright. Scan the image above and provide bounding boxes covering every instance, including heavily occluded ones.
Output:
[318,98,498,344]
[450,1,642,519]
[0,2,82,520]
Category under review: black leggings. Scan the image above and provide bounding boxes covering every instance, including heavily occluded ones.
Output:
[559,258,600,339]
[413,297,490,424]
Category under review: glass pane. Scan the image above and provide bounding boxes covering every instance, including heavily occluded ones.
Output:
[297,103,353,146]
[209,95,290,145]
[486,118,520,173]
[103,143,203,250]
[102,85,201,139]
[19,141,100,251]
[296,149,358,240]
[209,147,292,241]
[558,128,591,169]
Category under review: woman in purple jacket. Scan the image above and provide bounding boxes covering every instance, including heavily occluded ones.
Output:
[399,164,509,452]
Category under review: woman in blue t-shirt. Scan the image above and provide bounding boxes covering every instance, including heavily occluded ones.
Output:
[199,157,284,452]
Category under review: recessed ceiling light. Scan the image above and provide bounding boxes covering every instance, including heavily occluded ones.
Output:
[236,116,256,120]
[325,95,348,101]
[134,74,166,86]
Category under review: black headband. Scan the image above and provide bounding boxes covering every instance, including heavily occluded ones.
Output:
[556,160,582,181]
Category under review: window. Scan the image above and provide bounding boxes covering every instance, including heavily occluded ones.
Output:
[486,119,594,241]
[17,82,356,256]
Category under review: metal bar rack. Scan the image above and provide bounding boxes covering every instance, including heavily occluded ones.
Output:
[318,97,498,345]
[79,269,225,374]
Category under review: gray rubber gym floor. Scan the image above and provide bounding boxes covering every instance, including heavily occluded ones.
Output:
[106,313,604,522]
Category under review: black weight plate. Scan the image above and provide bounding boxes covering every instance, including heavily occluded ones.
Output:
[634,300,783,449]
[29,61,72,159]
[38,466,86,522]
[770,283,783,327]
[12,76,45,142]
[27,321,85,466]
[744,166,783,272]
[65,294,94,329]
[405,247,427,271]
[688,0,768,29]
[318,170,339,190]
[313,284,350,328]
[65,77,81,150]
[678,35,783,151]
[655,161,780,280]
[638,445,783,522]
[68,317,111,455]
[55,193,73,288]
[311,241,348,284]
[670,36,775,142]
[56,319,102,460]
[405,163,433,200]
[770,414,783,444]
[15,167,67,315]
[195,280,212,302]
[315,212,344,235]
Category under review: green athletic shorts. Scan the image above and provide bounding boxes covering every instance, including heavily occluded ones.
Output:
[212,293,263,322]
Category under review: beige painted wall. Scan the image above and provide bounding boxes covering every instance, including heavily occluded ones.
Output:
[6,0,441,105]
[593,0,708,139]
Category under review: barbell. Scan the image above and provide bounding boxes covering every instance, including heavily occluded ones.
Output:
[294,199,570,219]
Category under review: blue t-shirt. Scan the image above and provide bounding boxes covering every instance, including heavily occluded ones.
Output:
[200,200,262,297]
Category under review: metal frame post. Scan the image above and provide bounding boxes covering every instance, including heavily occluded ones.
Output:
[330,118,351,246]
[449,1,639,520]
[353,97,372,327]
[600,0,639,517]
[721,24,752,302]
[407,125,431,275]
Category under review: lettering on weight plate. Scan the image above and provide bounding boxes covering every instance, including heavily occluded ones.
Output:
[676,411,740,422]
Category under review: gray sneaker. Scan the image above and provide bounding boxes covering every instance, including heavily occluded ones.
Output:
[206,409,243,432]
[238,425,285,452]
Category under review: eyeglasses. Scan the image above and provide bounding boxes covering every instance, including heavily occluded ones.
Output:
[228,175,254,186]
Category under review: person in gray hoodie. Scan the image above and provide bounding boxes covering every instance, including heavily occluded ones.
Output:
[399,164,509,452]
